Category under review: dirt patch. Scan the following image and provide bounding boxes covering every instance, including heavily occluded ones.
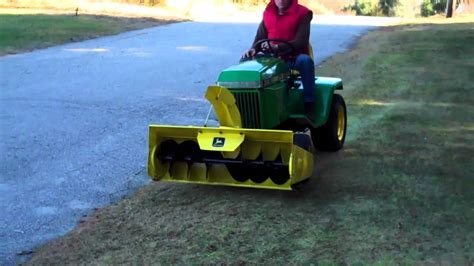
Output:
[25,21,474,264]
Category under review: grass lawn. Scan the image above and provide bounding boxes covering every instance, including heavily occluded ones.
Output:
[0,14,179,55]
[26,20,474,264]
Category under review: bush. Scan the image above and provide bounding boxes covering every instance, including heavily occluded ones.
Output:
[421,0,447,16]
[343,0,399,16]
[379,0,399,16]
[421,0,435,16]
[343,0,379,16]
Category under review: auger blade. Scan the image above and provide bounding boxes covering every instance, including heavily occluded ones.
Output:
[148,125,313,190]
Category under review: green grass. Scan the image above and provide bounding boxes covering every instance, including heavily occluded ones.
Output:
[26,22,474,264]
[0,14,178,55]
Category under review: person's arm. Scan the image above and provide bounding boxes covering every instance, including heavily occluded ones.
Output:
[278,11,313,53]
[242,21,268,58]
[252,21,268,49]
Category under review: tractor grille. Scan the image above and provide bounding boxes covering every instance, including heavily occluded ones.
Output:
[233,91,261,129]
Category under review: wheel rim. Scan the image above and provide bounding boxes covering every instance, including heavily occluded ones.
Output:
[337,105,345,141]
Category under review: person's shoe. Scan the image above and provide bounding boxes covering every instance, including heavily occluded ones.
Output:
[305,102,316,121]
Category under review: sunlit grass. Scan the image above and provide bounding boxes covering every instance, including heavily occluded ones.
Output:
[0,14,179,55]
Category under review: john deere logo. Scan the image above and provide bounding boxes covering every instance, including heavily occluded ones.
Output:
[212,137,225,147]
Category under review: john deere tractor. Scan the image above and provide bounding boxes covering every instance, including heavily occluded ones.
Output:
[148,39,347,190]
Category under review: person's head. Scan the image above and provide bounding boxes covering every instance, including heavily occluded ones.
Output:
[274,0,293,12]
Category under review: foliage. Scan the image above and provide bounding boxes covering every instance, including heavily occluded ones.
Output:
[343,0,399,16]
[421,0,435,16]
[116,0,269,7]
[379,0,399,15]
[343,0,379,16]
[421,0,447,16]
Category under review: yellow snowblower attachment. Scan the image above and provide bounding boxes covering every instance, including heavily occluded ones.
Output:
[148,86,314,190]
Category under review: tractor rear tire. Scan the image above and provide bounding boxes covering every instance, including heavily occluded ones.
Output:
[312,94,347,151]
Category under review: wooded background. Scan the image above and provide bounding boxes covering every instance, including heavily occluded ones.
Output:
[1,0,472,16]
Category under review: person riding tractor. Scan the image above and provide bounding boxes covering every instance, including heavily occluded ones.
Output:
[147,0,347,190]
[242,0,315,120]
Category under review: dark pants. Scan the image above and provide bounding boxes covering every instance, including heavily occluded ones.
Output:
[287,54,315,103]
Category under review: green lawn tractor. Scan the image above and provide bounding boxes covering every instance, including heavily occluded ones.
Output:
[148,39,347,190]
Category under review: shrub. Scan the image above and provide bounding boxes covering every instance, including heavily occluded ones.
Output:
[421,0,434,16]
[379,0,399,15]
[421,0,448,16]
[343,0,399,16]
[343,0,380,16]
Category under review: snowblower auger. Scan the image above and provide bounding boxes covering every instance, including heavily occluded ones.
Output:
[148,86,314,190]
[148,39,347,190]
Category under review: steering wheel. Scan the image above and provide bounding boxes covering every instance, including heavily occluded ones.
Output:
[253,38,295,57]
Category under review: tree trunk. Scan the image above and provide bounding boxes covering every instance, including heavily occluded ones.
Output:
[446,0,454,17]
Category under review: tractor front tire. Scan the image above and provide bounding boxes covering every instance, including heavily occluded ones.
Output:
[312,94,347,151]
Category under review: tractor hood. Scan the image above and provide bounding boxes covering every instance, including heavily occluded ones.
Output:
[217,57,290,89]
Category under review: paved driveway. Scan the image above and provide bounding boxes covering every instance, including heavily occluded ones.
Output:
[0,16,393,264]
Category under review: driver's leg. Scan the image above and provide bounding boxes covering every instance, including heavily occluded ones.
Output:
[294,54,316,119]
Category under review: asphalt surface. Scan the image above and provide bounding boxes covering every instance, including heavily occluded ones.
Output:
[0,17,391,264]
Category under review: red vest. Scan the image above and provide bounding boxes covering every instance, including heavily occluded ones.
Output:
[263,0,310,57]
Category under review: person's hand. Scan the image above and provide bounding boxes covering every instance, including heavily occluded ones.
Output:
[242,48,256,59]
[261,42,278,53]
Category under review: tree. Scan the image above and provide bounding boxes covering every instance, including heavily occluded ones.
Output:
[446,0,454,17]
